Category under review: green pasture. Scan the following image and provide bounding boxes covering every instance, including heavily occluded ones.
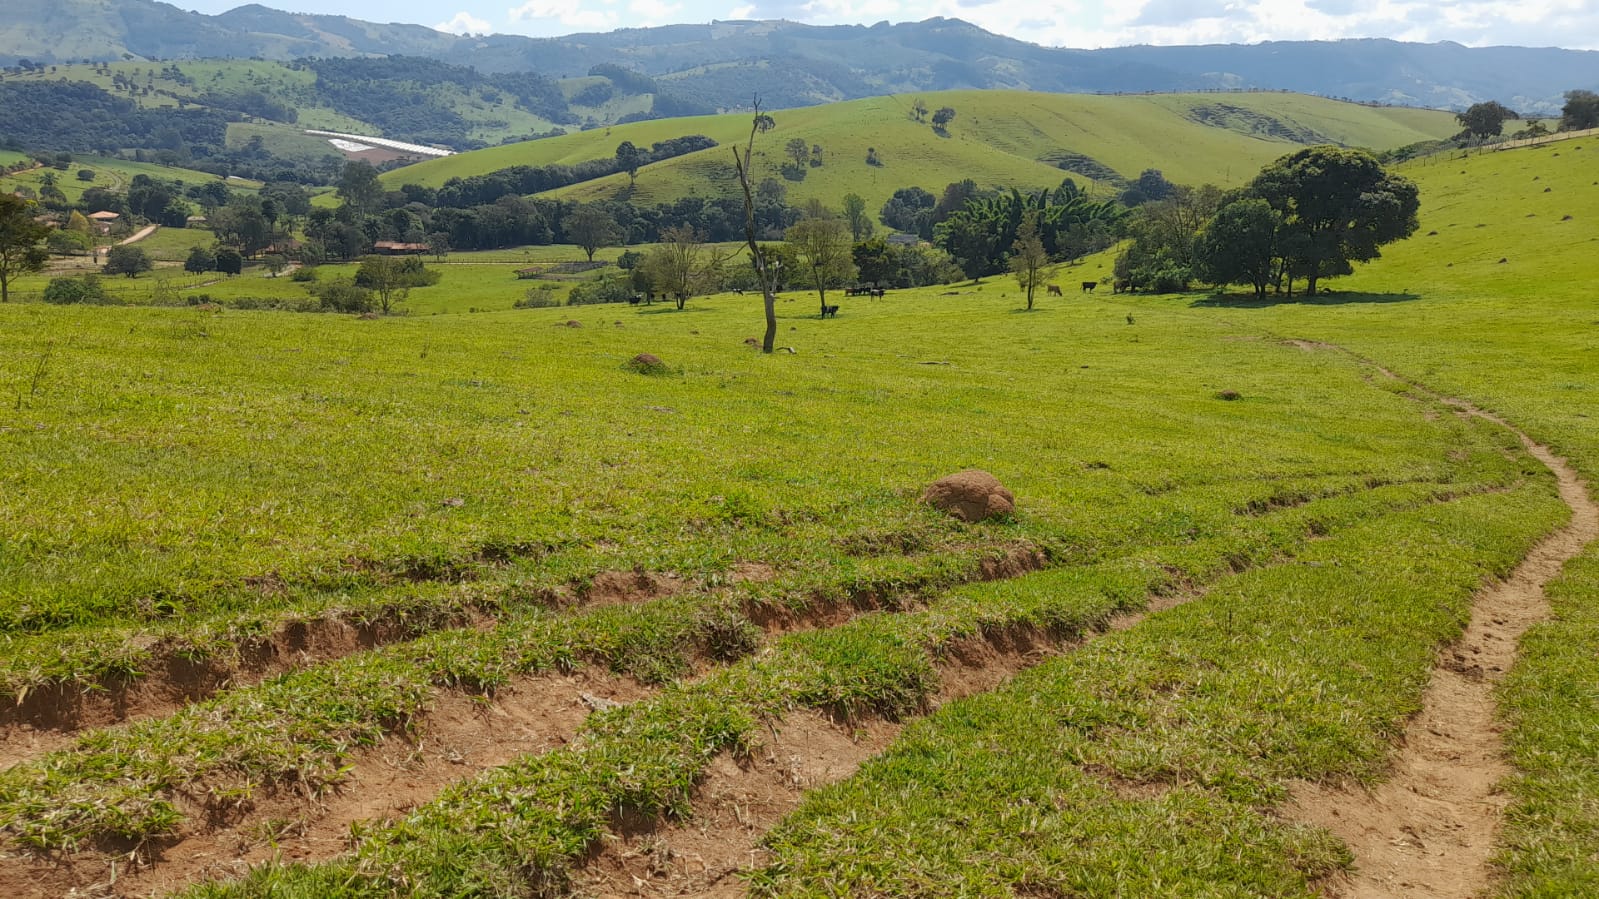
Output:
[0,272,1553,873]
[0,155,244,207]
[8,245,634,312]
[385,90,1458,214]
[6,107,1599,898]
[226,122,353,166]
[0,254,1482,650]
[123,224,222,262]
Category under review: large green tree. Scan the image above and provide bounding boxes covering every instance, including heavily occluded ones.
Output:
[1456,101,1519,139]
[336,161,383,219]
[355,255,439,313]
[103,245,153,278]
[1248,146,1419,296]
[0,194,50,303]
[1195,198,1282,300]
[565,204,621,263]
[1561,89,1599,131]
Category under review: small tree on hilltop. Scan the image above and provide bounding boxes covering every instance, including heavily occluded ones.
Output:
[932,106,956,133]
[0,194,50,302]
[103,245,153,278]
[1456,101,1519,139]
[911,97,928,123]
[787,212,856,317]
[1009,210,1049,311]
[615,141,644,189]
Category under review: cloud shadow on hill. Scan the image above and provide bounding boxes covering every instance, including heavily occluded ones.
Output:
[1190,290,1421,309]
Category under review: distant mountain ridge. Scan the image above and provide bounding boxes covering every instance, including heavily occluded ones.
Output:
[3,1,1597,114]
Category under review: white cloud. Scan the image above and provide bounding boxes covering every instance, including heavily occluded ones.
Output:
[434,10,493,34]
[507,0,620,33]
[630,0,685,24]
[712,0,1599,49]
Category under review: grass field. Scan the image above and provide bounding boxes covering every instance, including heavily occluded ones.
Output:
[0,156,248,207]
[8,245,635,312]
[385,90,1459,214]
[1,110,1597,898]
[1178,140,1599,898]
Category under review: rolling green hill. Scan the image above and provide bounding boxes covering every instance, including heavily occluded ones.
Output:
[0,155,254,206]
[386,90,1460,215]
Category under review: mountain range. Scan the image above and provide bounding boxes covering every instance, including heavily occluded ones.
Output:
[3,1,1598,115]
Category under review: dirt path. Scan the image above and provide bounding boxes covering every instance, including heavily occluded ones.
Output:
[0,672,648,899]
[118,224,158,245]
[1285,367,1599,898]
[572,597,1207,898]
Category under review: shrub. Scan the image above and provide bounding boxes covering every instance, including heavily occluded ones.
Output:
[310,277,374,313]
[567,274,634,306]
[289,266,318,282]
[43,274,112,305]
[515,285,561,308]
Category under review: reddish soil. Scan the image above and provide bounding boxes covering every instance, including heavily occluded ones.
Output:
[571,596,1207,898]
[0,613,455,769]
[572,637,1046,899]
[0,672,648,899]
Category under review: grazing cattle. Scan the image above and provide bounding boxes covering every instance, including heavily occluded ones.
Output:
[1045,284,1063,297]
[732,288,745,295]
[870,287,886,299]
[1112,280,1132,294]
[628,294,643,305]
[821,304,840,318]
[1081,281,1098,293]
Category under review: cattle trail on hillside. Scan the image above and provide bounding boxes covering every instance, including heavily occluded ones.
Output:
[1284,349,1599,899]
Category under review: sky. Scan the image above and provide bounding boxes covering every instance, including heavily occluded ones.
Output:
[173,0,1599,51]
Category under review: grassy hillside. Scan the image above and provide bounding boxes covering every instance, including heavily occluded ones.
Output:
[9,111,1599,899]
[0,155,252,205]
[0,58,571,152]
[1186,139,1599,897]
[386,90,1459,215]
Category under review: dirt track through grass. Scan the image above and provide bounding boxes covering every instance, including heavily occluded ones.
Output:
[571,585,1212,898]
[1285,357,1599,898]
[0,673,645,899]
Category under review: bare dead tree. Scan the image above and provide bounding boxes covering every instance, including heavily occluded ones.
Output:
[731,95,779,353]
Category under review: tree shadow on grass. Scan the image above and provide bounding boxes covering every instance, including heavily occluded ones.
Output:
[1190,290,1421,309]
[635,305,714,315]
